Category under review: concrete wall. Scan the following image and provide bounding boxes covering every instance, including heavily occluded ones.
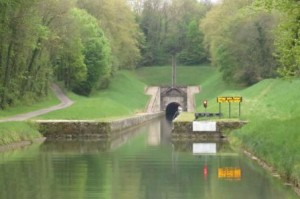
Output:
[145,87,161,113]
[37,112,164,139]
[172,120,248,140]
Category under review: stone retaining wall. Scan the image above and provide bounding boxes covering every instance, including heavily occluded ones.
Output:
[172,120,248,140]
[37,112,164,139]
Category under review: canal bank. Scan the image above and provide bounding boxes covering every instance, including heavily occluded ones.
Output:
[171,112,300,196]
[36,112,164,139]
[0,112,164,151]
[171,112,248,140]
[172,119,247,140]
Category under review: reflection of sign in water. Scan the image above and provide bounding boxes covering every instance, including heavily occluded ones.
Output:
[218,167,241,180]
[193,143,217,154]
[192,121,216,132]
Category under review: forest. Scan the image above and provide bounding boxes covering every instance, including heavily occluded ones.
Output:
[0,0,299,109]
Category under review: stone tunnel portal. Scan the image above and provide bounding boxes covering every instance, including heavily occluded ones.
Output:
[165,102,181,120]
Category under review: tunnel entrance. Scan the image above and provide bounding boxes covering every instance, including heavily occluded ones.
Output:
[165,102,181,120]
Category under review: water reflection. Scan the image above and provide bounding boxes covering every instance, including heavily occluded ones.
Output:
[0,118,298,199]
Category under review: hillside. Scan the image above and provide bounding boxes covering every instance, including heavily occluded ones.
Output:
[36,71,149,120]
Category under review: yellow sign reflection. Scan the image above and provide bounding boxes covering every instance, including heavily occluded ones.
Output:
[218,167,241,180]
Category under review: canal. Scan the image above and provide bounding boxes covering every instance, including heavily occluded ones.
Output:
[0,118,298,199]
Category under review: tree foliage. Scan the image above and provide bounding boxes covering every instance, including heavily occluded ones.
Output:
[255,0,300,77]
[77,0,142,70]
[201,0,278,85]
[0,0,141,108]
[58,8,112,96]
[138,0,210,66]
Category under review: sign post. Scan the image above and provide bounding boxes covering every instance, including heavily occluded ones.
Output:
[217,97,242,118]
[203,100,208,116]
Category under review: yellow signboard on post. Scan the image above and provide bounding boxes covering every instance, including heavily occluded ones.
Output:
[217,97,242,103]
[217,96,243,118]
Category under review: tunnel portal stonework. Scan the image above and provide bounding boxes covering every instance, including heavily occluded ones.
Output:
[145,86,199,113]
[160,86,187,111]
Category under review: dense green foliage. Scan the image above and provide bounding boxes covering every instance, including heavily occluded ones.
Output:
[78,0,142,70]
[67,8,112,95]
[254,0,300,77]
[2,0,299,109]
[201,0,278,86]
[0,0,140,108]
[200,0,300,85]
[137,0,209,66]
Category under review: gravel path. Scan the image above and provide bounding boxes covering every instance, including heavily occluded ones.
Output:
[0,84,73,122]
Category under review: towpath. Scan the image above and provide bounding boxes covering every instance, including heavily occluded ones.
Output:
[0,84,73,122]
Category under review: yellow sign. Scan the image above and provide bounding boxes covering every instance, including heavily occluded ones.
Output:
[217,97,242,103]
[218,167,241,180]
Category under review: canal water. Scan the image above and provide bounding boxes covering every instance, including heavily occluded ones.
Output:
[0,118,298,199]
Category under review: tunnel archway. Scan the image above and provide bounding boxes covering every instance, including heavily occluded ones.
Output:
[165,102,181,121]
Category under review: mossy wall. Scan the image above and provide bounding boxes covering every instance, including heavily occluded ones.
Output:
[37,113,164,139]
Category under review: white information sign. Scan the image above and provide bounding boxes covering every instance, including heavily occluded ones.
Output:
[193,143,217,154]
[192,121,217,132]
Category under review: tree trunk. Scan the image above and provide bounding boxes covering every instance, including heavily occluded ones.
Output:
[0,40,13,109]
[21,37,42,96]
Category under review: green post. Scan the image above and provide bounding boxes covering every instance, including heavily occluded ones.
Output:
[219,103,221,118]
[239,102,241,118]
[229,102,231,118]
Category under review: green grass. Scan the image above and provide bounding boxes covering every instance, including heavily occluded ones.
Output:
[135,65,216,86]
[0,89,60,119]
[36,71,149,120]
[230,79,300,182]
[0,122,42,145]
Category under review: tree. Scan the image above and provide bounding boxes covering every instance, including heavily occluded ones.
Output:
[138,0,209,66]
[201,0,278,85]
[77,0,142,70]
[255,0,300,77]
[68,8,112,95]
[178,20,208,65]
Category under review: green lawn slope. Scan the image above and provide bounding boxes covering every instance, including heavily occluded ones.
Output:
[36,70,149,120]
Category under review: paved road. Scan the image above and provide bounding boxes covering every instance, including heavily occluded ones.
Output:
[0,84,73,122]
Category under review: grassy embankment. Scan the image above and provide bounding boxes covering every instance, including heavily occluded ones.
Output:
[0,91,60,146]
[1,65,300,186]
[0,71,148,145]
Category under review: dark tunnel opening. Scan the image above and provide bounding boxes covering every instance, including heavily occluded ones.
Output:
[165,102,181,121]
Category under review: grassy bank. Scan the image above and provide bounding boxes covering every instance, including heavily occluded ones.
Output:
[0,122,42,146]
[0,71,148,145]
[0,88,60,146]
[231,79,300,184]
[0,89,60,119]
[36,71,149,120]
